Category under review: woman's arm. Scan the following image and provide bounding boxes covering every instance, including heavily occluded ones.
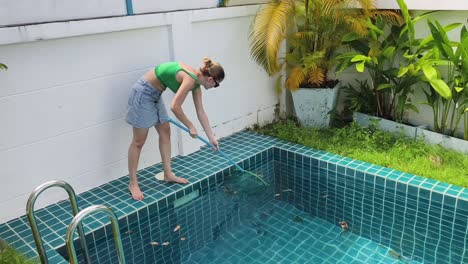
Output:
[192,88,218,150]
[171,72,197,137]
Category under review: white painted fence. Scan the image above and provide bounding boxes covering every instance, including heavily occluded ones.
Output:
[0,5,277,224]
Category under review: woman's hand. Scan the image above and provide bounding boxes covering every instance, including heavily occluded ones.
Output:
[189,126,198,138]
[210,137,219,151]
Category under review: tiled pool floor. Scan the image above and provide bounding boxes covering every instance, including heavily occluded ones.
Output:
[183,199,421,264]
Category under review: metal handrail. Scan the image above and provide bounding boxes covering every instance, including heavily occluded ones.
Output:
[26,180,91,264]
[66,205,126,264]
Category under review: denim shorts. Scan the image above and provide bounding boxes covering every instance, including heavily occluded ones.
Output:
[126,78,168,128]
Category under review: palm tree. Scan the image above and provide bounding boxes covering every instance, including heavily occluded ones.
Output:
[249,0,402,91]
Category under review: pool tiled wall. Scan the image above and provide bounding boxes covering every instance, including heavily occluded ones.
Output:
[273,147,467,264]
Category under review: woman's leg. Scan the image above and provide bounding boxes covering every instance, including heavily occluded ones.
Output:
[128,127,149,200]
[155,122,189,184]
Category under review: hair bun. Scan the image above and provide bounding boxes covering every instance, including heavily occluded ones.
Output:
[203,57,213,67]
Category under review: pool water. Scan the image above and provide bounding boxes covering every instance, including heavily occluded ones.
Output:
[183,198,417,264]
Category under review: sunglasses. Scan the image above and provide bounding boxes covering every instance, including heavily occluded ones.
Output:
[209,74,219,87]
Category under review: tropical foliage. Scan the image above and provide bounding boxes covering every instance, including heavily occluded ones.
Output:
[336,0,432,122]
[394,0,467,138]
[249,0,402,91]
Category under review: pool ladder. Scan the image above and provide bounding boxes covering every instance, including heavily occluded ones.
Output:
[26,180,126,264]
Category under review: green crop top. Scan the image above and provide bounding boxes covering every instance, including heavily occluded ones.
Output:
[155,62,200,93]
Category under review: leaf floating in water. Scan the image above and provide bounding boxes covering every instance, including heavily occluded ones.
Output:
[180,237,186,241]
[173,225,181,232]
[274,193,280,197]
[339,221,349,231]
[161,242,170,246]
[223,186,238,195]
[150,242,158,246]
[389,249,402,260]
[292,215,304,223]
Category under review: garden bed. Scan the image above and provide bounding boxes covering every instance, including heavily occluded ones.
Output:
[254,120,468,188]
[354,112,468,154]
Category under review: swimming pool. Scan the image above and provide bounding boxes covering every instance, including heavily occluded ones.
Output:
[0,132,466,263]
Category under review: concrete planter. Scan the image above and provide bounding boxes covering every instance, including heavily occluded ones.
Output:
[292,84,339,128]
[353,112,417,138]
[353,112,468,153]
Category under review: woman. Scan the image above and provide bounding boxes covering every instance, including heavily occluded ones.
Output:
[126,57,225,200]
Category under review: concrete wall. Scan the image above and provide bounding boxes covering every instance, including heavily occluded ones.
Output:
[0,0,127,27]
[0,5,278,224]
[132,0,219,14]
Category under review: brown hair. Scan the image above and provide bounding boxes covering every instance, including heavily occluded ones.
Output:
[200,57,225,82]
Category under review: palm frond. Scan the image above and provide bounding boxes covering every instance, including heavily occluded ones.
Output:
[303,51,325,70]
[285,66,306,91]
[307,67,326,85]
[370,10,404,25]
[249,0,294,75]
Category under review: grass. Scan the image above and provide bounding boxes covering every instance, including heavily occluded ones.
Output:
[0,239,38,264]
[254,120,468,188]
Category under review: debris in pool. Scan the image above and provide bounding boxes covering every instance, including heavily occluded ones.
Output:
[322,191,328,198]
[389,249,403,260]
[180,237,186,241]
[150,242,158,246]
[125,230,134,235]
[161,242,170,246]
[223,186,238,195]
[282,189,292,192]
[339,221,349,231]
[173,225,181,232]
[274,193,280,197]
[293,215,304,223]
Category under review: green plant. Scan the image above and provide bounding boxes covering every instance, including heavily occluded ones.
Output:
[0,63,6,70]
[342,79,377,115]
[336,0,427,122]
[418,23,468,137]
[248,0,401,92]
[390,0,467,138]
[0,240,38,264]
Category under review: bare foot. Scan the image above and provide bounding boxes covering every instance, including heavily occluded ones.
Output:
[164,173,189,184]
[129,182,144,201]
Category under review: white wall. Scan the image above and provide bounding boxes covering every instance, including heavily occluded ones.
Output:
[0,5,278,224]
[132,0,218,14]
[376,0,468,10]
[0,0,127,27]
